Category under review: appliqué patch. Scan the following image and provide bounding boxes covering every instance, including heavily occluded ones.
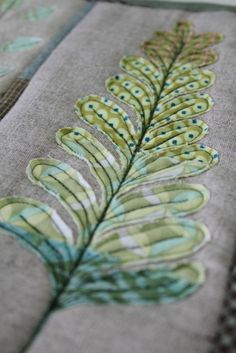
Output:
[0,22,223,311]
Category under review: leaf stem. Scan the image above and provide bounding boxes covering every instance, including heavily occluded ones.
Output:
[19,36,185,353]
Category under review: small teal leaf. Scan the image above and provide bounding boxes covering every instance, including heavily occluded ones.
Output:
[24,5,55,21]
[1,37,42,53]
[0,0,25,11]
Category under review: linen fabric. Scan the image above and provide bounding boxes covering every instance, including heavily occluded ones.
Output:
[0,2,236,353]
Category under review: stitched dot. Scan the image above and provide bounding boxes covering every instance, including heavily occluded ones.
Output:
[113,108,119,112]
[74,132,80,136]
[145,68,150,72]
[125,83,130,87]
[109,123,113,127]
[204,80,209,84]
[189,84,194,88]
[145,137,150,142]
[172,140,178,145]
[192,119,197,123]
[213,153,218,159]
[89,104,93,109]
[135,90,140,94]
[115,75,120,80]
[161,131,166,135]
[120,95,125,100]
[189,134,194,138]
[171,102,176,107]
[184,151,190,154]
[182,111,187,115]
[177,126,182,130]
[197,105,202,109]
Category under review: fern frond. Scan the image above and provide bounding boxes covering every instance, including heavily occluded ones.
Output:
[0,21,223,312]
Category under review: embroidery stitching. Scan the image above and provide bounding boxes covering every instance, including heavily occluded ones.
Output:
[0,22,223,311]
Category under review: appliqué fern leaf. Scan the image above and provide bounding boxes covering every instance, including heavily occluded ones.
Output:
[0,21,223,312]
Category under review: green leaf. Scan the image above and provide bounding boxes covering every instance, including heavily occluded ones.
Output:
[143,118,208,151]
[142,21,223,70]
[0,0,25,11]
[120,55,163,97]
[93,218,209,265]
[122,144,219,191]
[160,67,215,103]
[99,183,209,231]
[27,159,98,245]
[0,197,77,292]
[0,37,42,53]
[58,253,205,307]
[106,73,155,130]
[75,95,137,164]
[24,5,55,21]
[56,127,122,202]
[150,92,213,130]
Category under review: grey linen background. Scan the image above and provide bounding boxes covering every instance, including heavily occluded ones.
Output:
[0,2,236,353]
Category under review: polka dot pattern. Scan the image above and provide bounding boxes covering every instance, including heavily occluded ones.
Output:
[125,144,219,190]
[160,68,215,103]
[143,118,208,151]
[120,55,163,96]
[152,92,213,128]
[143,20,223,71]
[106,73,155,129]
[75,95,137,160]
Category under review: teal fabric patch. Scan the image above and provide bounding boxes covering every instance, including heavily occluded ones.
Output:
[0,0,25,12]
[24,5,55,21]
[0,37,42,53]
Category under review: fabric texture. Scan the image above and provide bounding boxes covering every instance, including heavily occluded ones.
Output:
[0,0,94,119]
[0,2,236,353]
[102,0,236,11]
